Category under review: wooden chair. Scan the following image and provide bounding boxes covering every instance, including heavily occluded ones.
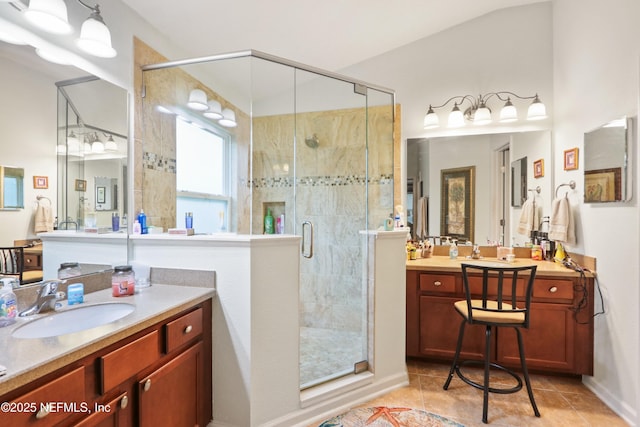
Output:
[443,262,540,424]
[0,246,42,285]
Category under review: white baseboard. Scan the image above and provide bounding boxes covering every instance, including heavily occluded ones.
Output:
[583,376,637,427]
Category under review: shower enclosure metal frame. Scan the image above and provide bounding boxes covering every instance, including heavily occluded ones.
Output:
[140,50,396,390]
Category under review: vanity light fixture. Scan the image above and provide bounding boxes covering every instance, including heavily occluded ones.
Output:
[423,92,547,129]
[187,89,208,111]
[104,134,117,151]
[203,100,223,120]
[18,0,117,58]
[218,108,237,127]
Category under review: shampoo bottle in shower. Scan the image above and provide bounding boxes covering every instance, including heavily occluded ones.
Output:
[264,208,275,234]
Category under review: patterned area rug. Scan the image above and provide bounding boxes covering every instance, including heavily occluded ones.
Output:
[318,406,465,426]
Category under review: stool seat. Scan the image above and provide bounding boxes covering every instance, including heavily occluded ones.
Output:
[443,262,541,424]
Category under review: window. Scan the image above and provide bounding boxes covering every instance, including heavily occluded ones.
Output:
[176,119,230,233]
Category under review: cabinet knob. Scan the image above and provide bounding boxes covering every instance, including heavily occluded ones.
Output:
[26,258,32,264]
[184,325,193,334]
[35,407,49,419]
[433,281,442,287]
[120,394,129,409]
[144,378,152,391]
[549,286,558,293]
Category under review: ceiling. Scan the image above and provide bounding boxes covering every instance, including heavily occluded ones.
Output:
[121,0,544,72]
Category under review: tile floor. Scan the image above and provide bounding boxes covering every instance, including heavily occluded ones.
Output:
[313,358,629,426]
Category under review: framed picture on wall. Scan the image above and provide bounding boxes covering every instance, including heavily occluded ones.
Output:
[75,179,87,192]
[33,176,48,189]
[533,159,544,178]
[440,166,475,243]
[564,148,579,171]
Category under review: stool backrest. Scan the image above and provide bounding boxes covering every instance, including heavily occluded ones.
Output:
[0,246,25,284]
[460,262,537,327]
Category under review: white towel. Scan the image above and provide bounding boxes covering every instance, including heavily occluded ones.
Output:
[415,196,428,239]
[548,196,575,244]
[34,205,53,233]
[517,198,539,235]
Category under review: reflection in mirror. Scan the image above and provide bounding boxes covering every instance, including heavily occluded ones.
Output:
[584,116,635,203]
[0,40,129,286]
[407,131,551,247]
[56,76,129,231]
[0,166,24,209]
[511,157,527,207]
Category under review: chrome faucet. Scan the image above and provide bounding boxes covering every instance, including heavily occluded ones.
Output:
[19,280,64,317]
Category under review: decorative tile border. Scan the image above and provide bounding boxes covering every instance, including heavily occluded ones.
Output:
[143,151,176,173]
[252,174,393,189]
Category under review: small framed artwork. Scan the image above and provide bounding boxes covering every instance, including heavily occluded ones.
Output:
[33,176,48,189]
[440,166,475,243]
[564,148,579,171]
[533,159,544,178]
[75,179,87,192]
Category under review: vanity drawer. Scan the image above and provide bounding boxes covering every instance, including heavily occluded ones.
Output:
[165,308,203,353]
[23,253,42,270]
[467,276,524,298]
[100,330,161,393]
[533,278,574,300]
[419,273,456,294]
[4,366,85,426]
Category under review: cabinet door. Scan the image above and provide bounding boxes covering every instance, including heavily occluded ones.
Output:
[418,295,487,360]
[74,392,130,427]
[496,302,576,373]
[138,342,204,427]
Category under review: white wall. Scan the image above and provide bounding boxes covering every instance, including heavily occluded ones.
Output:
[552,0,640,425]
[0,58,57,245]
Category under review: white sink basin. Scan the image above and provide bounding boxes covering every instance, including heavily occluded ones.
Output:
[12,303,135,339]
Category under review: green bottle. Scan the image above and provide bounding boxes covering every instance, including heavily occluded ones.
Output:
[264,208,275,234]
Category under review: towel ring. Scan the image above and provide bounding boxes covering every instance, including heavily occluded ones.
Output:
[36,195,51,205]
[555,181,576,198]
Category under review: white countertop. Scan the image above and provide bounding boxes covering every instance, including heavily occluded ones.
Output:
[0,284,215,396]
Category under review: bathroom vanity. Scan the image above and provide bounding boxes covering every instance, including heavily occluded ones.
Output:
[0,285,214,426]
[406,254,595,375]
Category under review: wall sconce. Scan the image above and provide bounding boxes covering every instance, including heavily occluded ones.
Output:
[187,89,208,111]
[423,92,547,129]
[218,108,237,128]
[104,134,117,151]
[12,0,117,58]
[203,100,223,119]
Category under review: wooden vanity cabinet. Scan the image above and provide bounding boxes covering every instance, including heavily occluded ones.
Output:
[1,299,212,427]
[407,269,594,375]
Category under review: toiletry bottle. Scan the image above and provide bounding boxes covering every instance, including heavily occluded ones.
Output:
[264,208,275,234]
[0,278,18,328]
[185,212,193,229]
[449,239,458,259]
[112,212,120,232]
[132,219,142,235]
[138,209,148,234]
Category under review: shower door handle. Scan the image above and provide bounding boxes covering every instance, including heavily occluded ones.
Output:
[301,221,314,259]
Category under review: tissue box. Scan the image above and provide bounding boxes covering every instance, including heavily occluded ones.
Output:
[67,283,84,305]
[168,228,195,236]
[497,246,514,260]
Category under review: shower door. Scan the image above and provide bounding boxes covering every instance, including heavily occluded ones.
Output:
[295,69,369,389]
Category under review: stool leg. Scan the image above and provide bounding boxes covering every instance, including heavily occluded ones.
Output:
[444,319,466,390]
[482,325,492,423]
[515,328,541,417]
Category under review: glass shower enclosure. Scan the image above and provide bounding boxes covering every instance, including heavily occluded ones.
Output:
[140,50,395,389]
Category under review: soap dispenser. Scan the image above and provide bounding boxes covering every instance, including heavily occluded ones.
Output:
[0,278,18,327]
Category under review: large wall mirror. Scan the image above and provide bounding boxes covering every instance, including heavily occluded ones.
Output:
[406,130,552,247]
[584,116,635,203]
[0,41,130,281]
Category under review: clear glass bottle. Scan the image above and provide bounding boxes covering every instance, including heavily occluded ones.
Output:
[112,265,135,297]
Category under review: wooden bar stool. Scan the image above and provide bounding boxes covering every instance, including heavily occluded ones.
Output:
[443,262,540,423]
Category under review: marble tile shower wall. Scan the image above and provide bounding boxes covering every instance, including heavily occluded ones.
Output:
[252,106,394,331]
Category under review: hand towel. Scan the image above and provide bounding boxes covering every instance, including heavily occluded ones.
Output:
[517,198,538,235]
[549,196,575,244]
[34,204,53,233]
[415,196,428,239]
